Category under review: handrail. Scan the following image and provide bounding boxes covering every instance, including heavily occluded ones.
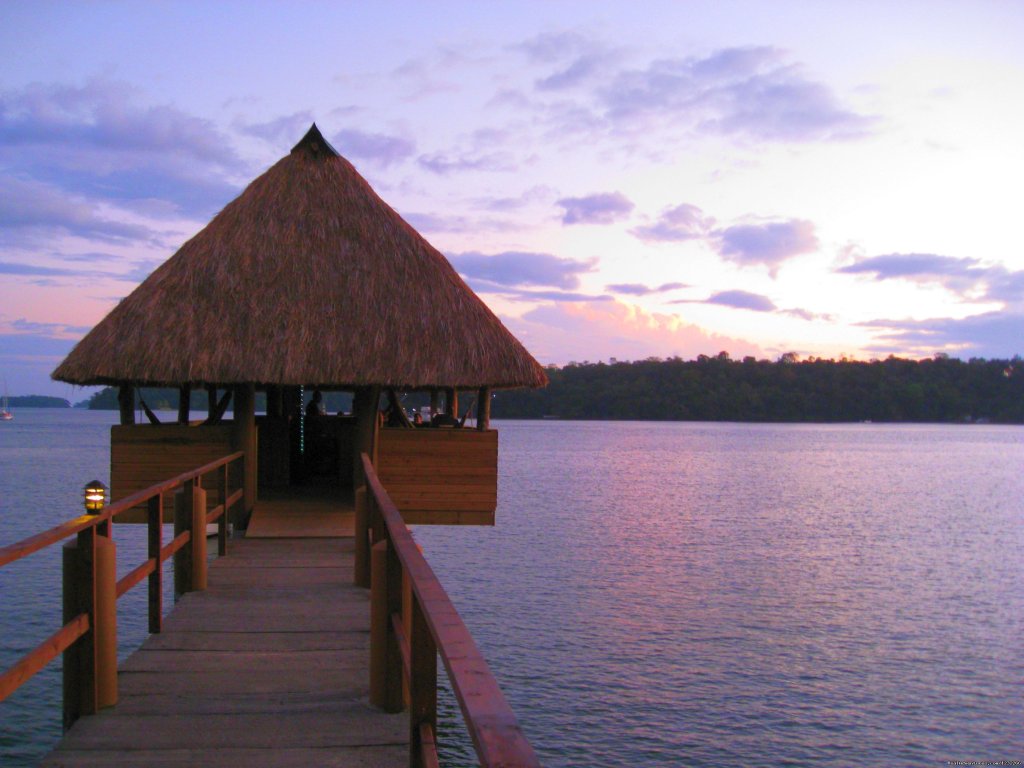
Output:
[0,450,245,711]
[361,452,540,768]
[0,451,243,569]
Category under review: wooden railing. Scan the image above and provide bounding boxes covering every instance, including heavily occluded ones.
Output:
[0,451,245,728]
[361,452,540,768]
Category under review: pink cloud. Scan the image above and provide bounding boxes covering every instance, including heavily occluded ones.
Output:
[505,299,763,364]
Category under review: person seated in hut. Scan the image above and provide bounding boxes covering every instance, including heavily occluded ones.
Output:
[430,410,461,428]
[306,389,325,421]
[413,410,424,426]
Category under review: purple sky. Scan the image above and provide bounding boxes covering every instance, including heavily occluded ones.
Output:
[1,1,1022,397]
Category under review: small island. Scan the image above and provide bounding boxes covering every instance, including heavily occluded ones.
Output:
[7,395,71,408]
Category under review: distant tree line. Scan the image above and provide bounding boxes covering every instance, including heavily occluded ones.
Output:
[491,354,1024,423]
[77,354,1023,424]
[81,387,353,414]
[8,395,71,408]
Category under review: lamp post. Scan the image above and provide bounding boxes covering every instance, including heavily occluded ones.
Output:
[83,480,108,514]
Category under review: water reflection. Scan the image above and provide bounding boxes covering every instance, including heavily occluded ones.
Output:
[416,421,1024,768]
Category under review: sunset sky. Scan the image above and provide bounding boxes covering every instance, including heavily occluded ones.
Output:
[2,1,1022,398]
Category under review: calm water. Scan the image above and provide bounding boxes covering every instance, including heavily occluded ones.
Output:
[2,413,1022,766]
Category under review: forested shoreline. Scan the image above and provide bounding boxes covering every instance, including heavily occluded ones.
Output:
[76,354,1023,424]
[490,354,1023,423]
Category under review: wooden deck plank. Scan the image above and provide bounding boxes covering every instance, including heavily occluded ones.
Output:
[41,745,406,768]
[42,533,406,767]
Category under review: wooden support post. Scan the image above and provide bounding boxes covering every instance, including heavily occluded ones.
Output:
[352,386,381,489]
[177,384,191,424]
[354,486,370,588]
[147,495,162,634]
[266,385,283,418]
[369,540,388,707]
[174,484,193,597]
[62,535,92,729]
[206,385,217,420]
[118,384,135,425]
[384,538,404,713]
[369,539,403,712]
[62,528,118,728]
[409,595,438,768]
[93,534,117,710]
[191,486,208,591]
[446,388,458,417]
[232,384,256,526]
[477,387,491,430]
[217,463,228,556]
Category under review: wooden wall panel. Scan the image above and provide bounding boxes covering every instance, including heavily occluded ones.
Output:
[110,424,236,523]
[376,428,497,526]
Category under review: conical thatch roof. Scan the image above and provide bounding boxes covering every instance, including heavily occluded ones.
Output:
[53,125,547,391]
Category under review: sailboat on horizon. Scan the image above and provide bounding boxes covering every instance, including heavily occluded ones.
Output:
[1,380,13,421]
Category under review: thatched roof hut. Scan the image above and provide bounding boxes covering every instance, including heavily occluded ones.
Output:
[52,124,547,392]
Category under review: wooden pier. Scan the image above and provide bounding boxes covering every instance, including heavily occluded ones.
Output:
[42,534,407,767]
[6,122,548,767]
[1,452,540,767]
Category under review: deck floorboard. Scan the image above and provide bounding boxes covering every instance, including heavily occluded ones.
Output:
[41,529,406,768]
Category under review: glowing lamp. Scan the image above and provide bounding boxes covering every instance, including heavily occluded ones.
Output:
[83,480,108,514]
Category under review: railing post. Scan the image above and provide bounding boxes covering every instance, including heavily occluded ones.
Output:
[62,525,118,729]
[191,485,208,591]
[217,463,228,556]
[147,495,162,634]
[93,531,117,711]
[370,539,403,712]
[174,481,194,597]
[408,594,437,768]
[62,534,92,729]
[355,486,369,587]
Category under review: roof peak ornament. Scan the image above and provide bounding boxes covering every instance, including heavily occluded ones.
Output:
[291,123,339,158]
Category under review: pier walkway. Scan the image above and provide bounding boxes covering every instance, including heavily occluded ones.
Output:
[41,500,407,767]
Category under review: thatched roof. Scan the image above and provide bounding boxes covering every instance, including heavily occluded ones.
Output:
[53,124,547,391]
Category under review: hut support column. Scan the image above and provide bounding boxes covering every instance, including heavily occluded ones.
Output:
[232,384,257,527]
[477,387,490,430]
[117,385,135,425]
[206,385,217,420]
[177,384,191,424]
[446,388,458,417]
[353,385,380,587]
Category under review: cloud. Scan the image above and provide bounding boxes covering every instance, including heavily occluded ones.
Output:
[505,299,764,364]
[838,253,1024,308]
[473,185,555,212]
[418,150,516,175]
[0,177,159,244]
[11,318,91,337]
[782,307,834,322]
[465,279,611,303]
[333,129,415,167]
[557,192,634,225]
[537,53,608,91]
[631,203,714,242]
[236,112,315,143]
[862,311,1024,359]
[599,46,872,142]
[0,78,243,219]
[714,219,818,273]
[449,250,597,290]
[606,282,687,296]
[402,211,519,235]
[514,31,596,64]
[705,290,777,312]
